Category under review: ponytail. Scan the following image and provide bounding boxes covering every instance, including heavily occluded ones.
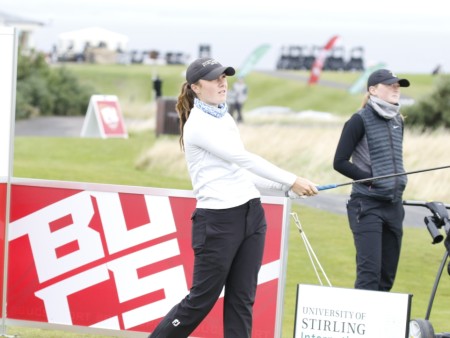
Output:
[360,92,370,109]
[176,82,196,150]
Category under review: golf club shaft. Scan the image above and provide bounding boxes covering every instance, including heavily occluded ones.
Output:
[317,165,450,191]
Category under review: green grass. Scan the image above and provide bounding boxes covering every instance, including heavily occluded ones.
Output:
[59,64,441,120]
[244,72,362,116]
[13,132,191,190]
[308,70,437,100]
[58,63,186,102]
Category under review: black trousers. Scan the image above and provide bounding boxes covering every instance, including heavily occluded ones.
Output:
[149,198,267,338]
[347,196,404,291]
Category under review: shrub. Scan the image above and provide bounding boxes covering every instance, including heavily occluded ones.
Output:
[404,75,450,129]
[46,67,92,116]
[15,51,94,119]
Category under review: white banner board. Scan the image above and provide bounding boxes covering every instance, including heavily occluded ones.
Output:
[294,284,411,338]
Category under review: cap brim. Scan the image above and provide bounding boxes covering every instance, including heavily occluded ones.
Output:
[382,78,410,87]
[398,79,410,87]
[202,66,235,81]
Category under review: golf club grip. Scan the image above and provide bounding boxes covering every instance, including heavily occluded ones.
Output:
[316,184,338,191]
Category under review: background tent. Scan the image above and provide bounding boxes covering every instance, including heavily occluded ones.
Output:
[57,26,129,62]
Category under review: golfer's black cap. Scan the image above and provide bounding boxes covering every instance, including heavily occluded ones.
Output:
[367,69,410,90]
[186,57,235,84]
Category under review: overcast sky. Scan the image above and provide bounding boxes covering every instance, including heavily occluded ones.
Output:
[2,0,449,73]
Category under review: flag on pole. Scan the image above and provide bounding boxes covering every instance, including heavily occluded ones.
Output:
[237,44,271,78]
[348,62,387,94]
[308,35,340,85]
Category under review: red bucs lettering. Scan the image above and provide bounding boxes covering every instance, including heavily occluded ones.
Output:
[9,191,188,329]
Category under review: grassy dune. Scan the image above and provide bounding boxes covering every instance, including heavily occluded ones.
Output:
[138,122,450,203]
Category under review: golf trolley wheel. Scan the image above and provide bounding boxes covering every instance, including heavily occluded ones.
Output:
[409,319,435,338]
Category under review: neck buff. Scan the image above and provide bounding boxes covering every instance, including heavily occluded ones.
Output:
[369,95,401,120]
[194,98,228,118]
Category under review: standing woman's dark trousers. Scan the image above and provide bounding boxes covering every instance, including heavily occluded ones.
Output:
[346,196,404,291]
[149,198,267,338]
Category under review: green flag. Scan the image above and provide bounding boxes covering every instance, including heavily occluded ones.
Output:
[237,44,271,78]
[348,62,386,94]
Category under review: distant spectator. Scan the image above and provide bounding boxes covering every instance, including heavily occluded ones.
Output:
[432,64,442,76]
[231,77,248,122]
[153,75,163,98]
[226,88,237,118]
[50,44,58,63]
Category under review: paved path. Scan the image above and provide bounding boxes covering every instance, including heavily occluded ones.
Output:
[15,116,85,137]
[295,194,431,228]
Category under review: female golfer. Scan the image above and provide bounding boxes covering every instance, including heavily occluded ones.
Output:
[148,57,318,338]
[334,69,410,291]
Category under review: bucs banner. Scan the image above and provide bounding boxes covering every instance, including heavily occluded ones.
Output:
[6,179,290,337]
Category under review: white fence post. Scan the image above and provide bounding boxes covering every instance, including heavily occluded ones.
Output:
[0,26,18,337]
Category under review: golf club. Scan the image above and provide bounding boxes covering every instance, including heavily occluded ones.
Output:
[317,165,450,191]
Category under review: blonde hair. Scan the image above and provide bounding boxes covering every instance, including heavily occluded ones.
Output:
[360,92,370,109]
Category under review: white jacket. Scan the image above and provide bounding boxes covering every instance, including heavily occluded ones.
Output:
[183,106,296,209]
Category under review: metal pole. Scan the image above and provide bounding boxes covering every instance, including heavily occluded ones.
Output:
[425,251,449,320]
[0,26,18,338]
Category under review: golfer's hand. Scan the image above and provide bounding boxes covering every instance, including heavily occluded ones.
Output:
[291,177,318,197]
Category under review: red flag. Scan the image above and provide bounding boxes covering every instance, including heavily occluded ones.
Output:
[308,35,340,85]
